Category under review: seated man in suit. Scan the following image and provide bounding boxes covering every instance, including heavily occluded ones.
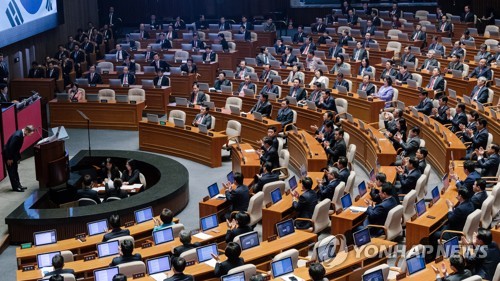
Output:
[358,74,376,95]
[103,214,130,242]
[468,58,492,80]
[249,93,272,117]
[259,63,275,81]
[445,54,464,73]
[28,62,45,78]
[213,72,231,91]
[263,18,276,32]
[421,50,439,71]
[237,75,256,95]
[238,25,251,41]
[400,46,416,64]
[395,65,412,85]
[214,242,245,277]
[258,137,279,169]
[143,45,157,62]
[165,257,194,281]
[448,41,465,58]
[469,76,489,104]
[324,128,347,165]
[150,54,170,72]
[118,66,135,85]
[300,37,316,56]
[276,99,294,129]
[413,90,433,115]
[316,30,332,45]
[363,183,399,236]
[317,167,342,201]
[114,44,129,62]
[394,126,421,160]
[153,69,170,86]
[346,9,359,25]
[448,103,468,133]
[189,83,207,105]
[363,19,377,36]
[317,90,337,112]
[190,33,205,50]
[438,16,452,35]
[282,46,299,67]
[293,26,307,44]
[383,108,404,136]
[202,45,216,62]
[235,60,251,80]
[274,38,286,54]
[432,96,450,124]
[470,179,488,210]
[252,162,279,193]
[292,177,318,229]
[192,106,212,128]
[415,147,428,174]
[86,65,103,84]
[463,228,500,280]
[475,143,499,177]
[332,72,349,91]
[77,174,101,204]
[288,78,307,100]
[410,24,426,41]
[328,40,343,59]
[433,253,472,280]
[46,62,59,80]
[224,211,252,243]
[336,156,350,183]
[426,67,446,99]
[153,208,174,231]
[156,33,172,50]
[395,157,422,195]
[110,239,142,266]
[463,118,489,160]
[240,15,253,30]
[223,172,250,216]
[122,57,136,74]
[172,230,201,257]
[451,160,481,193]
[180,59,197,75]
[44,254,75,277]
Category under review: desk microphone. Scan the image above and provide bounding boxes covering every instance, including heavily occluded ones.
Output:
[36,126,51,138]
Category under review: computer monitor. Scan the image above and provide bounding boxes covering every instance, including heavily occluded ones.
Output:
[227,171,234,184]
[276,219,295,238]
[146,255,171,275]
[362,269,384,281]
[442,173,449,190]
[153,227,174,245]
[37,251,61,268]
[271,257,294,278]
[316,238,336,262]
[341,194,352,210]
[358,181,367,197]
[431,186,440,204]
[406,255,426,275]
[369,168,376,181]
[196,243,218,262]
[353,228,371,247]
[416,199,426,217]
[87,219,109,236]
[207,183,219,198]
[97,240,120,258]
[134,206,154,224]
[239,231,260,251]
[288,176,298,191]
[271,188,282,204]
[444,236,460,258]
[221,271,245,281]
[94,266,119,281]
[33,230,57,246]
[200,214,219,232]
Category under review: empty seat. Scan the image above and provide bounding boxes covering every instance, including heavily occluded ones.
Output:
[98,89,116,101]
[118,261,146,278]
[128,88,145,102]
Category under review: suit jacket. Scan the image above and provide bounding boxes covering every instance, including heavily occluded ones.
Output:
[318,97,337,112]
[281,54,298,66]
[422,58,438,70]
[143,51,157,62]
[239,30,251,41]
[77,189,101,204]
[469,66,492,80]
[165,273,194,281]
[427,75,445,92]
[250,100,272,117]
[44,268,75,277]
[363,25,376,35]
[193,113,212,128]
[82,42,94,54]
[477,153,499,177]
[438,22,452,33]
[190,39,205,50]
[436,270,472,281]
[308,90,322,103]
[240,22,253,30]
[346,14,358,25]
[28,67,45,79]
[180,63,197,74]
[260,146,279,169]
[338,168,350,183]
[463,128,489,151]
[466,242,500,280]
[400,137,420,158]
[417,159,427,174]
[235,66,252,79]
[114,50,130,61]
[190,92,207,104]
[263,22,276,32]
[214,258,245,277]
[410,30,426,41]
[401,53,416,63]
[276,107,294,128]
[299,43,316,54]
[219,22,231,31]
[253,172,279,193]
[434,105,449,124]
[122,62,136,73]
[225,184,250,213]
[214,79,231,90]
[318,179,342,201]
[237,82,256,93]
[156,39,172,49]
[288,87,307,100]
[456,171,481,193]
[448,200,475,231]
[293,32,308,43]
[366,196,399,234]
[447,61,464,72]
[118,73,135,85]
[326,139,347,164]
[471,190,487,210]
[339,35,353,46]
[328,46,343,59]
[415,98,433,115]
[333,79,349,91]
[397,169,422,194]
[450,112,467,132]
[4,130,24,161]
[293,189,318,229]
[104,189,128,201]
[55,50,70,60]
[151,60,171,72]
[153,76,170,86]
[70,50,85,63]
[476,51,491,61]
[172,242,202,257]
[102,228,131,242]
[149,21,161,30]
[462,12,475,22]
[202,52,217,62]
[86,72,103,84]
[358,83,376,95]
[313,23,326,33]
[470,86,489,104]
[448,48,465,58]
[225,225,252,244]
[372,16,382,27]
[351,48,367,61]
[110,253,142,266]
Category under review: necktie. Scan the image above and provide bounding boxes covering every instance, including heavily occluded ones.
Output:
[124,75,128,84]
[206,53,210,61]
[147,52,150,60]
[362,84,367,90]
[441,23,445,32]
[292,88,297,97]
[194,41,197,47]
[472,87,480,100]
[50,70,53,77]
[264,55,268,64]
[286,55,290,63]
[156,61,160,69]
[429,77,435,89]
[318,24,321,30]
[312,91,318,101]
[413,31,419,40]
[355,50,360,60]
[91,73,94,81]
[157,77,162,86]
[303,45,309,55]
[109,14,113,24]
[425,61,429,69]
[196,115,203,124]
[168,32,171,40]
[194,93,198,103]
[119,51,122,60]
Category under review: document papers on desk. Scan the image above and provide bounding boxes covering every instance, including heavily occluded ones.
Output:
[193,232,213,240]
[349,206,368,212]
[150,273,168,281]
[121,184,143,190]
[244,149,255,153]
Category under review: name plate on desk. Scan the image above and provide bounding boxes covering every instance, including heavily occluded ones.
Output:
[133,273,145,279]
[20,243,32,249]
[262,120,268,124]
[142,241,152,249]
[241,113,247,118]
[316,109,322,113]
[347,93,353,97]
[71,99,79,103]
[90,84,96,87]
[103,71,109,74]
[216,108,222,112]
[22,265,35,272]
[265,202,273,208]
[160,121,166,125]
[75,233,86,240]
[202,196,210,202]
[188,103,195,108]
[186,260,195,266]
[186,126,191,131]
[208,132,214,137]
[124,221,135,227]
[435,255,444,263]
[100,99,108,103]
[130,100,137,104]
[410,214,418,221]
[84,254,96,261]
[267,235,277,242]
[123,84,130,88]
[395,273,406,280]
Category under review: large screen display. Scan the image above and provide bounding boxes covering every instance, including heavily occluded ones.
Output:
[0,0,62,47]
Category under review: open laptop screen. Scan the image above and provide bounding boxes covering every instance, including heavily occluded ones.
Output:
[97,240,120,258]
[406,255,426,275]
[196,243,218,262]
[153,227,174,245]
[134,206,154,224]
[87,219,109,236]
[34,230,57,246]
[37,251,61,268]
[276,219,295,238]
[200,214,219,232]
[146,255,171,275]
[353,228,371,247]
[271,188,282,204]
[271,257,294,278]
[207,183,219,198]
[239,231,260,251]
[94,267,119,281]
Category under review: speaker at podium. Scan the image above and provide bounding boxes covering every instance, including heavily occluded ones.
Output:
[34,126,69,188]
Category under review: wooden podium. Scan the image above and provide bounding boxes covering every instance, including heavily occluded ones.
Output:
[34,139,69,188]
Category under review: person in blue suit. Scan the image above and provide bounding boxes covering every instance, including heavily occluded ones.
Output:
[317,167,342,201]
[363,183,399,236]
[451,160,481,193]
[292,177,318,229]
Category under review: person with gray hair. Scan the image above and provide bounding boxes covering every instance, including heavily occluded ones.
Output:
[316,167,341,201]
[172,230,201,257]
[470,76,489,104]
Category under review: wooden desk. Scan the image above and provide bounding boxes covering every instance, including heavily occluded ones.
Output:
[287,130,328,174]
[139,121,227,168]
[170,74,196,97]
[79,84,171,114]
[48,99,145,130]
[231,143,261,177]
[492,227,500,244]
[196,62,220,84]
[10,78,56,102]
[399,259,452,281]
[261,172,324,240]
[198,178,254,219]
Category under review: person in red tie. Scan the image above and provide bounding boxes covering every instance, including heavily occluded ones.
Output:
[358,74,376,95]
[288,78,307,100]
[192,106,212,128]
[189,83,207,105]
[237,75,256,96]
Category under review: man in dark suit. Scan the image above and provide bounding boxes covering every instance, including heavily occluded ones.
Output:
[153,70,170,87]
[237,75,256,95]
[432,96,450,124]
[110,240,142,266]
[313,18,326,33]
[276,100,294,129]
[434,253,472,280]
[337,157,350,183]
[448,103,468,133]
[44,254,75,277]
[469,77,489,104]
[3,126,34,192]
[282,46,298,66]
[143,46,157,62]
[190,83,207,105]
[470,179,487,210]
[300,37,316,56]
[192,106,212,128]
[452,160,481,193]
[292,177,318,229]
[415,148,428,174]
[293,26,308,44]
[288,78,307,101]
[400,46,416,64]
[148,15,161,30]
[218,17,231,31]
[438,15,452,34]
[150,54,170,72]
[190,33,205,50]
[258,137,279,169]
[324,128,347,165]
[122,57,136,74]
[428,37,446,56]
[364,183,399,236]
[328,41,343,59]
[28,62,45,78]
[103,214,130,242]
[351,42,367,62]
[395,157,422,195]
[202,46,217,62]
[476,144,499,177]
[425,68,445,99]
[395,65,412,84]
[180,59,197,74]
[360,33,376,49]
[464,228,500,280]
[395,126,421,159]
[448,42,465,58]
[118,67,135,85]
[317,90,337,112]
[0,84,9,102]
[463,118,489,159]
[383,109,404,136]
[249,93,272,117]
[214,242,245,277]
[358,74,376,95]
[461,5,475,23]
[238,26,251,41]
[252,162,279,193]
[81,37,94,54]
[113,44,129,61]
[446,54,464,73]
[214,72,231,91]
[235,60,251,80]
[332,73,349,91]
[156,33,172,50]
[224,172,249,214]
[165,257,194,281]
[54,45,70,61]
[410,24,426,42]
[363,19,376,36]
[317,167,342,201]
[172,230,201,257]
[86,65,103,84]
[338,30,353,47]
[240,16,253,30]
[414,90,433,116]
[346,9,358,25]
[70,45,85,75]
[468,59,492,80]
[76,175,101,204]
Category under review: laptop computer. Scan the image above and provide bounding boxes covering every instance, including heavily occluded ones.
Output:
[271,188,282,204]
[207,183,220,198]
[271,257,296,279]
[109,79,121,87]
[431,186,440,204]
[175,97,188,106]
[87,219,108,236]
[448,89,457,99]
[243,88,255,97]
[116,95,129,103]
[251,112,263,122]
[406,255,426,275]
[147,114,159,123]
[146,255,171,280]
[56,93,69,102]
[229,105,240,115]
[362,269,384,281]
[491,109,497,120]
[415,199,426,217]
[288,176,298,191]
[357,90,368,99]
[34,230,57,246]
[86,94,99,102]
[337,85,348,94]
[306,101,317,110]
[200,214,219,232]
[221,85,233,94]
[451,69,463,78]
[423,115,431,126]
[341,194,352,210]
[37,251,61,268]
[239,231,260,251]
[173,118,185,128]
[476,102,485,112]
[203,101,215,110]
[410,107,419,118]
[134,206,154,224]
[398,33,409,41]
[407,79,418,89]
[198,124,209,134]
[76,78,89,86]
[142,80,154,88]
[358,181,367,197]
[94,267,119,281]
[276,219,295,238]
[358,120,366,131]
[286,96,298,106]
[463,95,471,105]
[143,66,156,73]
[353,228,371,248]
[152,226,174,245]
[221,271,245,281]
[196,243,218,263]
[97,240,120,258]
[227,171,235,184]
[316,238,336,262]
[444,236,460,258]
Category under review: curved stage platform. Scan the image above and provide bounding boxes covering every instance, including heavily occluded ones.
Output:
[5,150,189,244]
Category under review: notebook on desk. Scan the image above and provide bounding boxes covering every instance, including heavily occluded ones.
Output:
[285,96,298,105]
[353,228,371,248]
[451,69,463,78]
[416,199,426,217]
[243,88,255,97]
[109,79,121,87]
[271,257,303,280]
[56,93,69,102]
[316,237,337,262]
[207,182,220,198]
[221,272,245,281]
[357,89,367,99]
[362,268,384,281]
[196,243,218,263]
[444,236,460,258]
[337,85,348,94]
[76,78,89,86]
[306,101,317,110]
[341,193,352,210]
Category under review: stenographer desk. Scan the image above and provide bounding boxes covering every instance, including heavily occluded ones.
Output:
[493,227,500,244]
[287,129,328,173]
[231,143,261,177]
[139,120,227,168]
[48,99,145,130]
